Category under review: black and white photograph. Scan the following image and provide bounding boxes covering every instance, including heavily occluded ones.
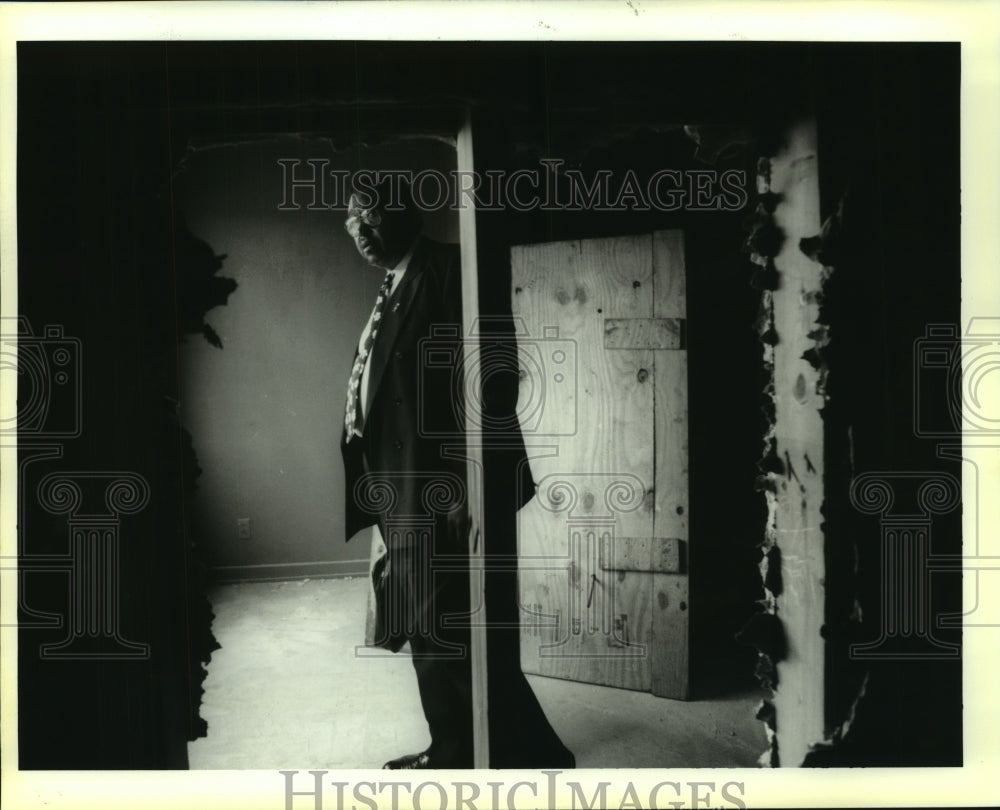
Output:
[1,2,998,809]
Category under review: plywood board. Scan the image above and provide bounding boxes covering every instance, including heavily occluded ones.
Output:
[513,234,657,692]
[598,536,683,574]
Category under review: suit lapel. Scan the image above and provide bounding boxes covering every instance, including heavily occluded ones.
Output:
[363,237,429,419]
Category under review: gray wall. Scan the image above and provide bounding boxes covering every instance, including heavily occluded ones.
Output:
[175,135,458,580]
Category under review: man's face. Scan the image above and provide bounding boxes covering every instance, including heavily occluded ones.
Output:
[345,195,410,269]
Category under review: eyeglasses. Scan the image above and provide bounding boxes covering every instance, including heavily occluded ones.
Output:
[344,208,382,236]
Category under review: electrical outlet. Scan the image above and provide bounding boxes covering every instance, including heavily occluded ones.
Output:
[237,518,251,541]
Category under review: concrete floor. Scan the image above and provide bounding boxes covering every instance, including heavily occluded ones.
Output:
[188,577,767,769]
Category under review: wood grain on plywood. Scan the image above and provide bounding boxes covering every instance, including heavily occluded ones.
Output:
[512,235,658,692]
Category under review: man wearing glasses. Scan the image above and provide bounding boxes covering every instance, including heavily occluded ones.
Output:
[339,176,573,770]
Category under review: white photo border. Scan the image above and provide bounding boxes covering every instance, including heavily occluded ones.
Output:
[1,2,998,809]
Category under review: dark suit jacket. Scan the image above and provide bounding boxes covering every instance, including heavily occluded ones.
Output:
[340,236,537,653]
[340,235,535,550]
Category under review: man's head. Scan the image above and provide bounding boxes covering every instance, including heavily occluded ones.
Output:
[345,177,422,269]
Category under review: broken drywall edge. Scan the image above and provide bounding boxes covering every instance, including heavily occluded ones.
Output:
[756,699,779,768]
[803,187,877,764]
[747,128,834,767]
[740,154,784,767]
[802,672,870,764]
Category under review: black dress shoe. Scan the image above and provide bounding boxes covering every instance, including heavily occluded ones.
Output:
[383,750,433,770]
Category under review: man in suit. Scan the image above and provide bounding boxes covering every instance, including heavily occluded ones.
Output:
[340,176,573,770]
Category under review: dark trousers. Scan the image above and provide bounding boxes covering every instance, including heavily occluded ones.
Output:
[409,631,475,766]
[365,452,572,767]
[381,536,571,768]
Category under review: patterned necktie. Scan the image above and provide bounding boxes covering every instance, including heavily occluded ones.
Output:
[344,270,393,441]
[344,271,395,439]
